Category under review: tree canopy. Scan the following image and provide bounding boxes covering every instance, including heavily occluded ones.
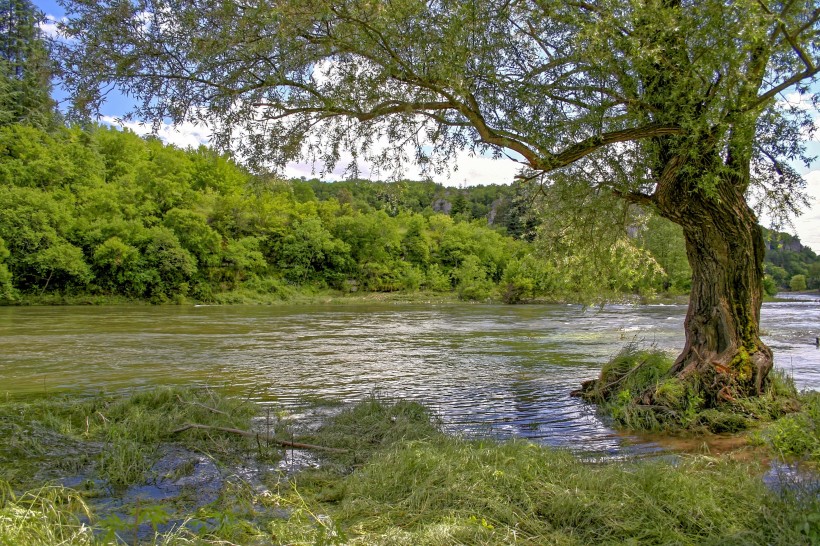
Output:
[58,1,816,200]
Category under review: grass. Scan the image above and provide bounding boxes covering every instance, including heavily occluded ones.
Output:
[0,386,262,489]
[299,397,443,470]
[754,391,820,462]
[1,389,819,544]
[0,484,96,545]
[310,439,818,545]
[577,345,802,433]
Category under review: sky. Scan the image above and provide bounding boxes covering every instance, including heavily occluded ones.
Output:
[33,1,820,252]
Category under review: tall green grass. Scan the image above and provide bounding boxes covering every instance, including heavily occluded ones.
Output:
[0,482,94,545]
[320,439,818,545]
[1,391,819,545]
[756,391,820,462]
[578,345,801,432]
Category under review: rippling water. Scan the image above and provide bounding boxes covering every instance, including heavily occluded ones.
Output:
[1,298,817,456]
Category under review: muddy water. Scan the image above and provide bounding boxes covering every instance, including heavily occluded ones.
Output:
[1,297,817,456]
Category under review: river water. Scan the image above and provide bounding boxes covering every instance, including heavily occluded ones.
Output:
[1,297,817,456]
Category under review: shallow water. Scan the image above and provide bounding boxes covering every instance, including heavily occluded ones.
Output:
[1,298,817,456]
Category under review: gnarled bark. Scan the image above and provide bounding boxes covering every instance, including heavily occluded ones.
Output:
[656,178,773,406]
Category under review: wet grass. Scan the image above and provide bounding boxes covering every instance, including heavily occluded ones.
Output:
[0,386,263,489]
[1,388,819,544]
[0,483,95,545]
[577,345,802,433]
[310,440,818,545]
[754,391,820,463]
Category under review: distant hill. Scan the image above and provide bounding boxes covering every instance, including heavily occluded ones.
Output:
[762,227,819,291]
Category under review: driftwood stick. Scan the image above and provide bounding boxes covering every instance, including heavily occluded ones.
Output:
[176,394,230,417]
[599,357,650,396]
[171,423,349,453]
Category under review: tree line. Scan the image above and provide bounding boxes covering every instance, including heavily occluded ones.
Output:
[0,122,677,304]
[1,122,816,305]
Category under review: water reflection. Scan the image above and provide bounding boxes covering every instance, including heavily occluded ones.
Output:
[0,299,817,456]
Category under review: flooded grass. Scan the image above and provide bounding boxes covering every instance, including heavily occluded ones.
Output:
[1,387,819,544]
[576,345,803,433]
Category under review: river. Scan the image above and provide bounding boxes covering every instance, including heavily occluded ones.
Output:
[1,297,817,456]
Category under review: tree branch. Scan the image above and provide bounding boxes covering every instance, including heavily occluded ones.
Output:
[171,423,349,453]
[749,65,820,110]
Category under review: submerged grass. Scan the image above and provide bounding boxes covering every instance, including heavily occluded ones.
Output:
[1,389,819,544]
[300,397,443,470]
[577,345,801,433]
[0,386,261,489]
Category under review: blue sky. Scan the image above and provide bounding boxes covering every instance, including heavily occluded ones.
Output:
[33,1,820,251]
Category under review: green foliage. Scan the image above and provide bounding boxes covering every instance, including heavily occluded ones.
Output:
[511,180,671,303]
[763,275,778,296]
[758,392,820,462]
[0,123,556,303]
[454,255,494,301]
[3,120,812,306]
[423,263,452,292]
[637,214,692,294]
[763,228,820,290]
[0,236,15,301]
[790,274,808,292]
[500,254,557,303]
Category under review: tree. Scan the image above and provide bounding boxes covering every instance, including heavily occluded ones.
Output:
[0,235,15,301]
[0,0,53,127]
[59,1,819,404]
[789,274,807,292]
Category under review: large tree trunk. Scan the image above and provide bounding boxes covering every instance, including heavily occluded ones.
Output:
[659,182,773,405]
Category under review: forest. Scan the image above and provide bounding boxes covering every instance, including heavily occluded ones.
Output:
[0,122,817,305]
[2,0,817,306]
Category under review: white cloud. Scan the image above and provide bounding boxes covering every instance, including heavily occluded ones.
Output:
[282,147,521,186]
[38,15,64,39]
[99,116,212,150]
[428,152,521,186]
[783,91,815,111]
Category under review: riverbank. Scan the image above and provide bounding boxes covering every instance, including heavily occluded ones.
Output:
[1,387,818,545]
[6,287,694,307]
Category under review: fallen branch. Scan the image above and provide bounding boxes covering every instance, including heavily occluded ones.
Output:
[176,394,230,417]
[600,357,650,396]
[171,423,349,453]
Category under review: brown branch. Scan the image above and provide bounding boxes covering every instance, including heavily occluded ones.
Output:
[455,93,549,168]
[613,189,655,207]
[781,28,816,72]
[254,100,455,122]
[176,394,229,417]
[171,423,349,453]
[546,123,683,169]
[748,65,820,111]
